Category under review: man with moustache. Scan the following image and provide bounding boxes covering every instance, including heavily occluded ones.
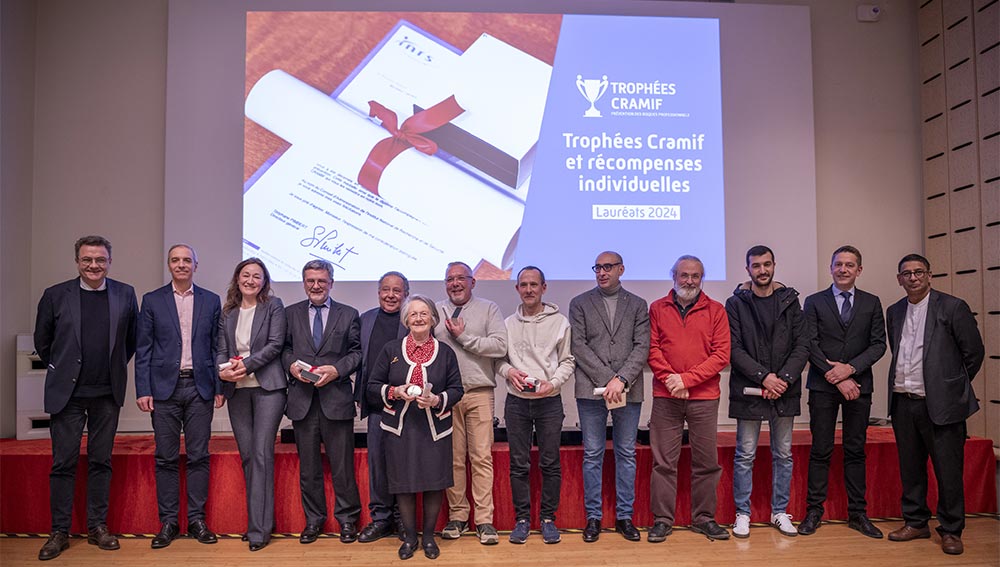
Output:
[570,251,650,543]
[647,255,730,543]
[35,236,138,561]
[356,271,410,543]
[726,245,809,539]
[135,244,223,548]
[798,246,886,538]
[283,259,363,544]
[498,266,575,544]
[436,261,507,545]
[885,254,983,555]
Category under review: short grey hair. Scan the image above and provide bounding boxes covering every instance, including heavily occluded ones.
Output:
[379,271,410,295]
[302,259,334,281]
[670,255,704,278]
[400,295,440,329]
[167,243,198,264]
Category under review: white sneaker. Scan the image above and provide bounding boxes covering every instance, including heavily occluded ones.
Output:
[733,514,751,538]
[770,512,797,537]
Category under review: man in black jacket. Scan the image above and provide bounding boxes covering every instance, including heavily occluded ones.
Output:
[885,254,984,556]
[726,245,809,539]
[798,246,886,538]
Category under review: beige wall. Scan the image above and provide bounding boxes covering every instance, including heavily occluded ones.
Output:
[0,0,928,436]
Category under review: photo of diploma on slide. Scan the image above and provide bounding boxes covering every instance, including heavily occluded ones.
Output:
[243,16,554,282]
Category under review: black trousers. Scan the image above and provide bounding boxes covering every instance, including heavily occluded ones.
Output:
[151,377,215,524]
[49,395,120,533]
[292,393,362,527]
[505,394,564,522]
[805,390,871,517]
[890,396,967,535]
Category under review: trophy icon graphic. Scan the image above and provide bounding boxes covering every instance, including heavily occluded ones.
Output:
[576,75,609,118]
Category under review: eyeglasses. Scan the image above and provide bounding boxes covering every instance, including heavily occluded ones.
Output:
[78,257,108,266]
[592,262,622,273]
[446,276,470,284]
[899,270,929,279]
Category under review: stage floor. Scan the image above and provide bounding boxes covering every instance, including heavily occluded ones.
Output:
[1,518,998,567]
[0,427,995,534]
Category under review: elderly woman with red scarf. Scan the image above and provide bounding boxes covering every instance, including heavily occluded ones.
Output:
[367,294,464,560]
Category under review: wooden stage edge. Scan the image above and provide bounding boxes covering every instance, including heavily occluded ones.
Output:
[1,518,998,567]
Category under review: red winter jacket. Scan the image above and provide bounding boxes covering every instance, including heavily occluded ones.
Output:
[648,290,730,400]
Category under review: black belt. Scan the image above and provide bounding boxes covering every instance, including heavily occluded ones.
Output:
[895,391,924,400]
[178,369,194,379]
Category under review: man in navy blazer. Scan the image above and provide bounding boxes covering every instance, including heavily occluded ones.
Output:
[34,235,138,561]
[355,271,409,543]
[282,259,363,544]
[885,254,984,555]
[135,244,222,548]
[799,246,886,539]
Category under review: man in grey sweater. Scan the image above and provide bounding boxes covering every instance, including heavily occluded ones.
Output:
[435,261,508,544]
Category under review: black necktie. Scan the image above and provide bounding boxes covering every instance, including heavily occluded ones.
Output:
[840,291,852,323]
[312,304,326,349]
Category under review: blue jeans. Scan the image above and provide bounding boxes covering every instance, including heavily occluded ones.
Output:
[734,416,794,516]
[577,399,641,521]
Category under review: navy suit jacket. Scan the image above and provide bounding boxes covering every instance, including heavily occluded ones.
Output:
[886,289,984,425]
[803,286,886,394]
[216,298,288,397]
[34,277,138,414]
[135,283,221,402]
[355,307,408,418]
[282,298,362,421]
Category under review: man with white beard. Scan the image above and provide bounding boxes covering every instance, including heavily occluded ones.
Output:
[646,255,732,542]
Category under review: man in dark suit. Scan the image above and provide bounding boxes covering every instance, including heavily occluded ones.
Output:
[135,244,222,548]
[283,259,363,544]
[356,271,409,543]
[34,235,138,561]
[885,253,984,556]
[798,246,886,538]
[569,251,650,543]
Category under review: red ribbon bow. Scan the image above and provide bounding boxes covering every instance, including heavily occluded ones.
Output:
[357,95,465,195]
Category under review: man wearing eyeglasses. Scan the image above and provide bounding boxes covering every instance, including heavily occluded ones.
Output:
[569,251,650,543]
[435,262,507,545]
[885,254,984,556]
[34,236,138,561]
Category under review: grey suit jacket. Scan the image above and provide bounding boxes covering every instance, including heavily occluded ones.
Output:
[569,286,650,402]
[216,297,288,397]
[282,298,362,421]
[886,289,984,425]
[34,277,138,414]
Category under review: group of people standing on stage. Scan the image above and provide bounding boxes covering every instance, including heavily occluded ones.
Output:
[33,235,984,561]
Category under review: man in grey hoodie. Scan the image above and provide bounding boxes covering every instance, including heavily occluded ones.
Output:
[497,266,575,545]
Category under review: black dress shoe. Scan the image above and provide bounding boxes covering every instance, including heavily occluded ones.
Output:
[797,510,822,536]
[615,518,641,542]
[249,540,268,552]
[422,537,440,559]
[87,524,120,550]
[691,520,730,540]
[358,521,394,543]
[647,521,672,543]
[38,532,69,561]
[340,522,359,543]
[396,519,406,542]
[151,522,180,549]
[300,524,323,544]
[848,515,883,539]
[582,518,601,542]
[187,519,218,544]
[398,539,418,560]
[241,533,249,542]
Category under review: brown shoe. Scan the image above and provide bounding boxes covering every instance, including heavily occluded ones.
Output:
[887,524,931,542]
[38,532,69,561]
[941,533,964,555]
[87,524,120,550]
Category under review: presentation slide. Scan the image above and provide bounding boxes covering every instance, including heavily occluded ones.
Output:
[243,12,723,282]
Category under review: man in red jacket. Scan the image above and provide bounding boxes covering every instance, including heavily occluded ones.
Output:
[646,255,731,542]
